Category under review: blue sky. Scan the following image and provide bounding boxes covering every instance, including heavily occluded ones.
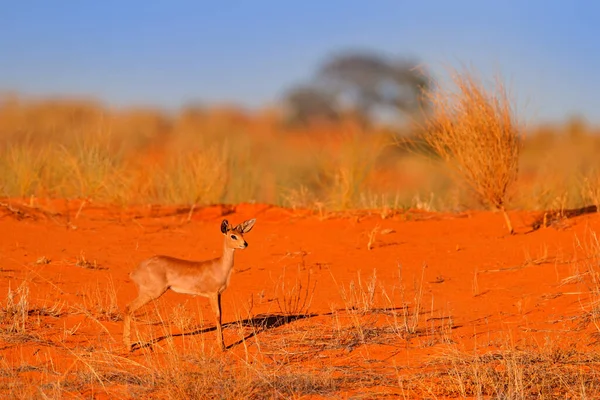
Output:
[1,1,598,123]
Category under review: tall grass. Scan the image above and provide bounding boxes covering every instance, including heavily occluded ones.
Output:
[1,93,600,211]
[420,68,522,232]
[141,146,229,205]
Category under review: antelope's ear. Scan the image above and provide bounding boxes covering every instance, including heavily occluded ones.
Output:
[220,219,229,234]
[240,218,256,233]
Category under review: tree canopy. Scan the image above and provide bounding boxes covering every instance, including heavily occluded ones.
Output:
[283,51,430,126]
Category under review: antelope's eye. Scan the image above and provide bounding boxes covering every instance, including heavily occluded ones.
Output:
[231,234,238,240]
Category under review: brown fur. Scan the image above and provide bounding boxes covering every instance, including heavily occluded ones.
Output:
[123,218,256,351]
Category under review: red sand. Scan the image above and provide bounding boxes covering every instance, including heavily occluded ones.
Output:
[1,199,600,398]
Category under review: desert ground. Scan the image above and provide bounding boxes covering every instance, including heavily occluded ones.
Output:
[1,198,600,399]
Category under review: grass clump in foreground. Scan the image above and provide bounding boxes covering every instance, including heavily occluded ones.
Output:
[420,67,522,233]
[405,344,600,398]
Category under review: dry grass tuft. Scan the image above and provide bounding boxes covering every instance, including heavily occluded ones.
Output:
[0,283,30,334]
[583,171,600,213]
[74,251,104,270]
[0,282,64,339]
[420,67,522,233]
[274,264,316,316]
[411,344,600,398]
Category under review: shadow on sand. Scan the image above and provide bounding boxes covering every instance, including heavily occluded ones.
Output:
[529,205,598,232]
[130,313,318,352]
[129,305,422,352]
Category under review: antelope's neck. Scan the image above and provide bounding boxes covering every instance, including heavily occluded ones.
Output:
[221,242,235,271]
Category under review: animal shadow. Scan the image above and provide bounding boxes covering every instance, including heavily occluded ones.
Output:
[130,312,317,352]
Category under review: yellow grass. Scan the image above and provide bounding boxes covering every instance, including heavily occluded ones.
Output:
[420,68,522,233]
[0,93,599,213]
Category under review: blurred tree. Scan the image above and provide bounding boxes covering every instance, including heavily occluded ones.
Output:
[283,84,340,126]
[283,51,429,127]
[318,52,429,124]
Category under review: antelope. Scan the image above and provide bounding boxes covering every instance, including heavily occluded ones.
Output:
[123,218,256,351]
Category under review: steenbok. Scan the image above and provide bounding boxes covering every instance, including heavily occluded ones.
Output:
[123,218,256,351]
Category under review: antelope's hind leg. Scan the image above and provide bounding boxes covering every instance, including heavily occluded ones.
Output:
[123,288,167,351]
